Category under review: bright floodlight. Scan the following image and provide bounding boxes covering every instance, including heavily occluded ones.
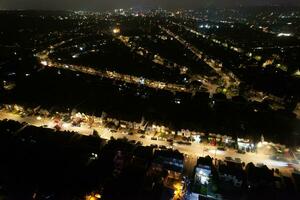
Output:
[41,61,48,66]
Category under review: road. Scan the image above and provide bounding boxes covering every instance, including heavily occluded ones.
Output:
[0,109,298,177]
[159,25,240,92]
[164,22,289,106]
[116,35,222,95]
[35,29,233,98]
[36,40,191,94]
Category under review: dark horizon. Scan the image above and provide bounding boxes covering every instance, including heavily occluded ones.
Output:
[1,0,300,11]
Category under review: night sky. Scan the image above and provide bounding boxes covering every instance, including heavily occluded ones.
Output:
[1,0,299,10]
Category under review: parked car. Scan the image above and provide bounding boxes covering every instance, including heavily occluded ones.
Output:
[225,156,233,161]
[237,149,246,154]
[137,130,145,134]
[167,139,173,143]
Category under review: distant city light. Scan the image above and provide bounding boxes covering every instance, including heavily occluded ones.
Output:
[174,99,181,104]
[277,33,292,37]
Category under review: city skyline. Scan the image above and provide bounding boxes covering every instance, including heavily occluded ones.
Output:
[1,0,300,11]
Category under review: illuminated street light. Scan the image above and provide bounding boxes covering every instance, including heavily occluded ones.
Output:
[41,61,48,66]
[112,28,120,34]
[277,33,292,37]
[294,70,300,77]
[85,192,101,200]
[85,195,99,200]
[36,116,42,121]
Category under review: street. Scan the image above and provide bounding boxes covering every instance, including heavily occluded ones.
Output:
[0,108,298,177]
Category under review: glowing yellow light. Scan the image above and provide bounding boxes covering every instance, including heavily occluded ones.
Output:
[85,193,101,200]
[173,182,183,199]
[174,182,182,191]
[174,190,179,196]
[85,195,96,200]
[112,28,120,34]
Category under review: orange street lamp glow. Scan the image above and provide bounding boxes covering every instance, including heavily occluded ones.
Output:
[113,28,120,34]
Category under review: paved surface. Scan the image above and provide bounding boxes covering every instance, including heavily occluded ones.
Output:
[0,109,298,177]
